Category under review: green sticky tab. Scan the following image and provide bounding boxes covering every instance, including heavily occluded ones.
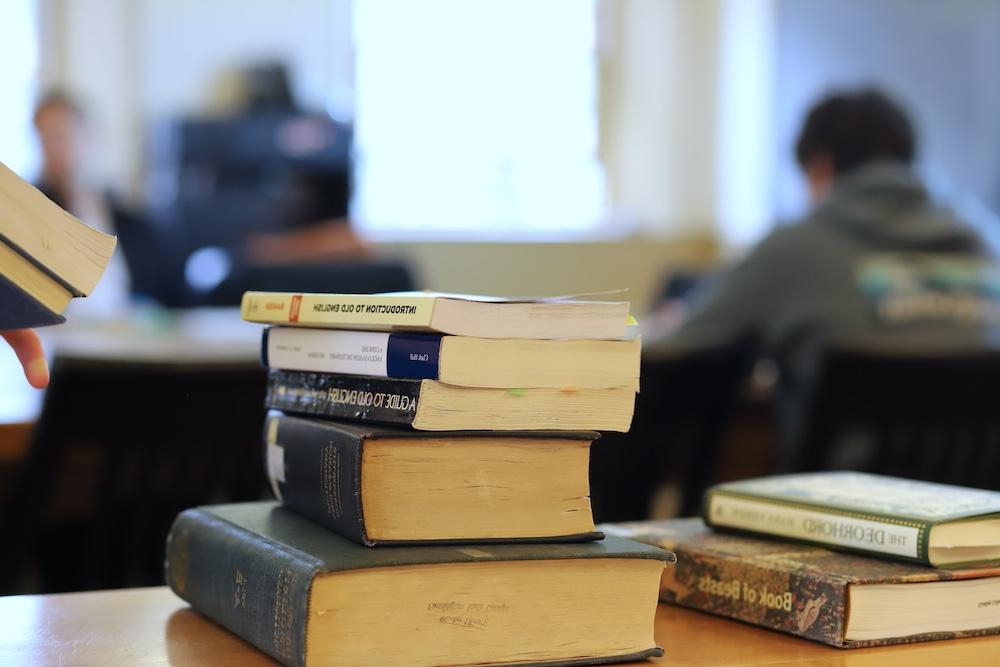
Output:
[506,389,527,397]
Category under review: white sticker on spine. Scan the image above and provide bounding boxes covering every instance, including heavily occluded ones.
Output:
[267,438,286,501]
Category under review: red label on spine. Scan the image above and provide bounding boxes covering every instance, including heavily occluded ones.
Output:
[289,295,302,323]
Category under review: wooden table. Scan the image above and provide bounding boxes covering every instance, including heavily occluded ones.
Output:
[1,587,998,666]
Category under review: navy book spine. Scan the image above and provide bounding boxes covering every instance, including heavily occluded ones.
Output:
[264,412,369,545]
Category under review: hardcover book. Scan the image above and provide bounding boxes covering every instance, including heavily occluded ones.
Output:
[262,327,641,390]
[703,472,1000,567]
[165,502,671,667]
[265,412,601,545]
[0,161,117,328]
[241,290,630,340]
[604,517,1000,648]
[265,369,636,432]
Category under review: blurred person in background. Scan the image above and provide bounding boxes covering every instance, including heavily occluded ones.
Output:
[646,88,1000,461]
[32,90,131,318]
[230,62,368,266]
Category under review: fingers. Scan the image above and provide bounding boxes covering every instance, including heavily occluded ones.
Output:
[1,329,50,389]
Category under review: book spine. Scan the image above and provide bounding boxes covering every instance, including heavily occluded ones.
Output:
[263,327,442,380]
[661,540,849,646]
[703,491,931,565]
[266,369,420,427]
[265,413,371,545]
[241,291,435,328]
[164,508,316,667]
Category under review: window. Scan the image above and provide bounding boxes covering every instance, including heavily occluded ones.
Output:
[353,0,603,239]
[0,0,39,176]
[0,0,39,417]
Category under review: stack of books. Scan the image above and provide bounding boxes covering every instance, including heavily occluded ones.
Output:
[164,290,673,667]
[605,471,1000,648]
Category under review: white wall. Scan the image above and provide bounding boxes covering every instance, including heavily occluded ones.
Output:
[138,0,352,117]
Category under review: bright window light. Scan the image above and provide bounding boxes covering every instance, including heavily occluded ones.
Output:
[353,0,604,239]
[0,0,38,177]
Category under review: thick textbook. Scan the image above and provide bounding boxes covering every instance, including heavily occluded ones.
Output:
[703,472,1000,567]
[265,411,600,545]
[605,518,1000,648]
[262,326,641,390]
[266,369,636,432]
[241,290,630,340]
[0,161,116,328]
[165,502,670,667]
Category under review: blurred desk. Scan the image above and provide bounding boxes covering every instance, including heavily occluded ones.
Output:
[1,587,998,666]
[0,308,261,464]
[42,307,261,365]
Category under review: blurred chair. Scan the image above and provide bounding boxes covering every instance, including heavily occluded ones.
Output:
[793,341,1000,490]
[245,259,416,294]
[590,337,756,523]
[0,355,268,594]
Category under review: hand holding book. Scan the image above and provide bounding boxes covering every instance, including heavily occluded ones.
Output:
[1,328,48,388]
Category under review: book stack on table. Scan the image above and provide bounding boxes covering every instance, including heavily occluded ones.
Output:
[164,290,673,667]
[605,471,1000,648]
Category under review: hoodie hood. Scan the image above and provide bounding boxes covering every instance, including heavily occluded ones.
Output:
[812,162,988,253]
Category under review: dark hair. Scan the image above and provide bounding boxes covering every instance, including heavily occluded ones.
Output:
[33,89,84,125]
[795,89,916,175]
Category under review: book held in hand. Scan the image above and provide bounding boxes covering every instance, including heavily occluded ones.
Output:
[265,411,600,545]
[605,517,1000,648]
[241,290,631,340]
[704,471,1000,567]
[266,369,636,432]
[166,502,671,667]
[262,326,641,390]
[0,161,116,328]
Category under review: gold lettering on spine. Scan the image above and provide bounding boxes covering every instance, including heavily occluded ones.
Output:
[273,568,298,662]
[321,444,343,519]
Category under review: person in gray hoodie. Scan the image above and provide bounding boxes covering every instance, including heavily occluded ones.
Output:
[648,88,1000,462]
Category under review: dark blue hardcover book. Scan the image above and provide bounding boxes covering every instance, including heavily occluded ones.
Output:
[263,411,602,546]
[0,272,66,329]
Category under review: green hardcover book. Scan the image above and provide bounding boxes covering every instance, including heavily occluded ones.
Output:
[702,472,1000,567]
[604,518,1000,648]
[165,502,672,667]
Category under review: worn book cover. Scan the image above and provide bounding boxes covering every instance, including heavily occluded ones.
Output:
[264,412,602,546]
[166,502,672,667]
[703,471,1000,566]
[605,517,1000,648]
